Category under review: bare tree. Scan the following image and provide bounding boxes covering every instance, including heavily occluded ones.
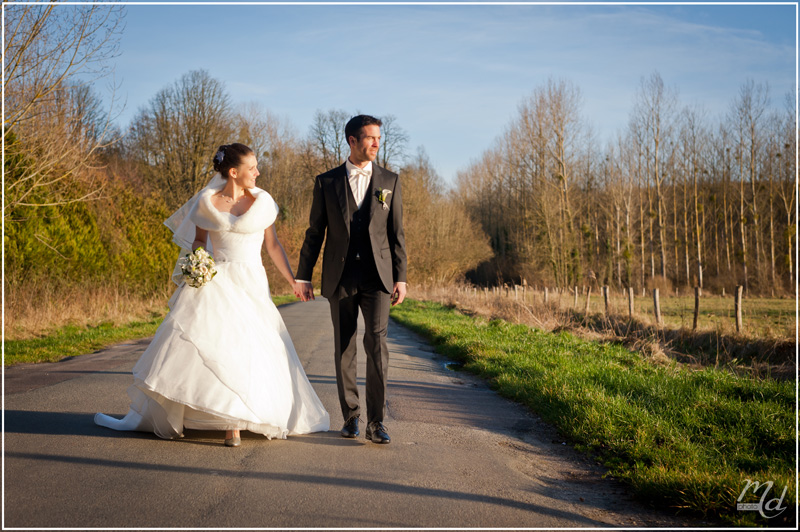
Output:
[727,80,769,293]
[610,132,638,288]
[631,72,678,279]
[233,103,307,221]
[377,114,410,171]
[776,88,797,288]
[544,79,587,286]
[715,126,735,277]
[309,109,350,170]
[627,118,649,290]
[127,70,233,208]
[513,79,588,286]
[509,91,547,273]
[403,148,492,283]
[4,3,123,132]
[679,105,709,289]
[3,3,124,215]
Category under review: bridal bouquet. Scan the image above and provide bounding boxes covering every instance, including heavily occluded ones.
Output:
[178,247,217,288]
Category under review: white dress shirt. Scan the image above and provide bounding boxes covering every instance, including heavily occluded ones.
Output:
[345,159,372,209]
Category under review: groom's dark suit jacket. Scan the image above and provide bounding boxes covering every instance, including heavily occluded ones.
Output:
[297,162,407,299]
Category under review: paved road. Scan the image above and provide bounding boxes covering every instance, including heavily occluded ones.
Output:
[4,298,698,528]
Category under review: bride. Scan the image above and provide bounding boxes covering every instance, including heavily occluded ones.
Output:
[95,143,330,446]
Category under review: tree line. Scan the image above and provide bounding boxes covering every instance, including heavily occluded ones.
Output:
[456,75,797,296]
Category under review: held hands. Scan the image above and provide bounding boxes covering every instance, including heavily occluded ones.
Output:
[294,281,315,302]
[391,282,407,306]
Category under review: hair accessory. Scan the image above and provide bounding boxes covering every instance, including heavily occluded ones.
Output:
[214,149,225,165]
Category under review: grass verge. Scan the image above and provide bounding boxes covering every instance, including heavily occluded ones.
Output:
[4,294,301,366]
[390,298,796,526]
[419,284,795,379]
[4,313,166,365]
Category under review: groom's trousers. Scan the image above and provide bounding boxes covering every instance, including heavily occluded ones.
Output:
[328,257,391,424]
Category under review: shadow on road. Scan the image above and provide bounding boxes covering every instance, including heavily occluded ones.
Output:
[3,410,369,448]
[4,410,153,438]
[5,450,605,526]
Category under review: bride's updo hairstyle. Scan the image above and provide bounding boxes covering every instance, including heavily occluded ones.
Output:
[212,143,254,179]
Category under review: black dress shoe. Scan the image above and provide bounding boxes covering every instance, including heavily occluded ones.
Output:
[341,416,359,438]
[366,422,391,444]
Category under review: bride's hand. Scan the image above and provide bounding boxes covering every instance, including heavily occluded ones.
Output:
[292,280,304,300]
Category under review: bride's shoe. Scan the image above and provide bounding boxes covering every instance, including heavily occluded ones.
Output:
[224,430,241,447]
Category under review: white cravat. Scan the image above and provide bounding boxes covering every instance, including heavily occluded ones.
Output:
[345,159,372,209]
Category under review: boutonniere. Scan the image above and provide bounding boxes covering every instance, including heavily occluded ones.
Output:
[376,188,392,210]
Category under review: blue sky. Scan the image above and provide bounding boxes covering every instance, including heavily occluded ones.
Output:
[99,1,796,183]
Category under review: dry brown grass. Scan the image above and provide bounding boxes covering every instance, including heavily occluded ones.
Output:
[4,280,173,340]
[411,282,796,380]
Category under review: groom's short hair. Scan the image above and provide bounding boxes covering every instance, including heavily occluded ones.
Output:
[345,115,382,143]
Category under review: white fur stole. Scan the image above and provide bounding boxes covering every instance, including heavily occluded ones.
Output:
[189,186,279,234]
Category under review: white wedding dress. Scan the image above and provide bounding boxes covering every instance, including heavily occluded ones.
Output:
[95,179,330,440]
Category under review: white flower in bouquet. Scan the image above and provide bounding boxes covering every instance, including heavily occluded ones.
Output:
[178,247,217,288]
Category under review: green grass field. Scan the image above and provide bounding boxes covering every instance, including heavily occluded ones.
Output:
[390,298,796,526]
[540,290,795,337]
[628,294,795,337]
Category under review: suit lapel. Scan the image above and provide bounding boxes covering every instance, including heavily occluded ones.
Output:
[367,165,384,223]
[332,164,350,232]
[335,162,387,230]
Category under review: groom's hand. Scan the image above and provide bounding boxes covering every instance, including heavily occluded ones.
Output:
[391,282,406,306]
[298,282,315,301]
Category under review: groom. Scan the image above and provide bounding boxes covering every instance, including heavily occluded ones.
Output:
[296,114,407,444]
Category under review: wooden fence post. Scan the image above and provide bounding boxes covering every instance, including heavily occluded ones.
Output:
[735,285,743,332]
[602,285,610,314]
[693,286,700,331]
[514,285,519,301]
[627,286,634,317]
[653,288,662,325]
[585,286,591,313]
[574,286,579,308]
[544,287,549,304]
